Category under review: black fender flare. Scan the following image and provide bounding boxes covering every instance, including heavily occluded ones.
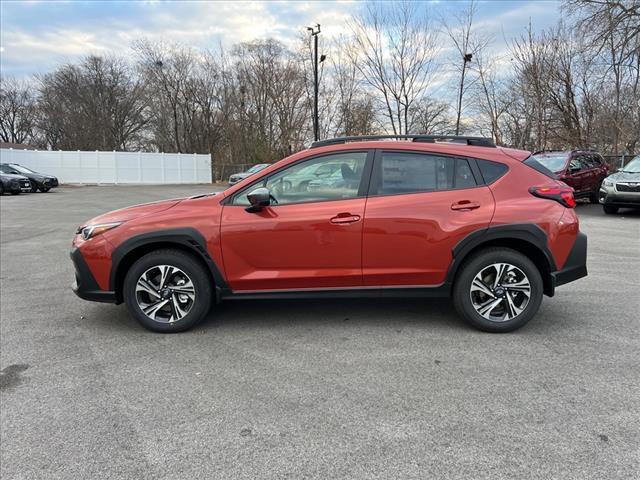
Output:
[445,223,557,295]
[109,228,227,300]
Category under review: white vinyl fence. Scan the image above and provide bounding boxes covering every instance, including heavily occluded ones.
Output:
[0,149,212,184]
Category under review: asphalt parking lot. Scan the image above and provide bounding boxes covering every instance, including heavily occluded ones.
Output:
[1,185,639,479]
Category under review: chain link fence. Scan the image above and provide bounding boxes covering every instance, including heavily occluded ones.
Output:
[602,155,634,171]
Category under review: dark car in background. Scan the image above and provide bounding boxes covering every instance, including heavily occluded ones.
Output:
[0,163,59,192]
[599,155,640,214]
[228,164,271,186]
[530,150,608,203]
[0,172,32,195]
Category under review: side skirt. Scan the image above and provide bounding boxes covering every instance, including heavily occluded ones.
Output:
[218,285,451,301]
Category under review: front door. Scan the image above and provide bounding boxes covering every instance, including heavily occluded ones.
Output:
[564,155,591,194]
[220,151,372,291]
[362,150,495,286]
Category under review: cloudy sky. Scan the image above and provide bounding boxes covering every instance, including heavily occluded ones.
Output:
[1,0,561,78]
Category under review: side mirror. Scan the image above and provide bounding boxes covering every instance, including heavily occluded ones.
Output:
[245,187,272,213]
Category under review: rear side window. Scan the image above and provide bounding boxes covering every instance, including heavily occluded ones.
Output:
[376,152,477,195]
[477,159,508,184]
[523,156,557,179]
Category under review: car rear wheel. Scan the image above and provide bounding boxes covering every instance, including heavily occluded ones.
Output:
[453,248,543,333]
[603,205,618,214]
[123,249,212,333]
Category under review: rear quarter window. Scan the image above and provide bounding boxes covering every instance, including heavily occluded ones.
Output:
[477,159,508,184]
[523,157,557,179]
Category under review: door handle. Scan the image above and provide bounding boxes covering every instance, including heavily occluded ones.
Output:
[451,201,480,211]
[330,213,361,224]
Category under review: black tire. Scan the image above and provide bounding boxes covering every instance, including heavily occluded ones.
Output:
[452,248,544,333]
[123,249,212,333]
[603,205,618,214]
[39,186,51,193]
[31,183,39,193]
[10,191,20,195]
[0,183,4,195]
[589,187,600,204]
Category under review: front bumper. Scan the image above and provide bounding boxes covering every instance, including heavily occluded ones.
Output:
[19,181,31,192]
[70,247,117,303]
[550,232,587,291]
[599,184,640,208]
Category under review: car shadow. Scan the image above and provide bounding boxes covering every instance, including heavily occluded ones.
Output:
[575,201,640,218]
[82,297,471,334]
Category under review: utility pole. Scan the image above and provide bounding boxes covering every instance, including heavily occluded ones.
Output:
[307,24,324,142]
[455,53,473,136]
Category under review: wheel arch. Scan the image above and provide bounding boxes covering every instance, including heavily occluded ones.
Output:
[447,224,557,297]
[110,228,226,303]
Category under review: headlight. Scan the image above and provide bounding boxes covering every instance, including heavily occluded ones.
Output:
[602,179,614,187]
[77,222,123,240]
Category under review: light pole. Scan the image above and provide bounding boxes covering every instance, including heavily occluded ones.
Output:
[307,24,325,142]
[455,53,473,136]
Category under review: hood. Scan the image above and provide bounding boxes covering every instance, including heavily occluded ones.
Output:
[81,192,220,226]
[21,172,47,181]
[606,170,640,182]
[83,197,184,226]
[0,173,29,181]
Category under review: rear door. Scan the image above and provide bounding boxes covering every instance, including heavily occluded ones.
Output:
[362,150,495,287]
[220,150,373,291]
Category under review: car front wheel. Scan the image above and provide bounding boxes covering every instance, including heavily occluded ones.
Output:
[123,249,212,332]
[453,248,543,333]
[603,205,618,214]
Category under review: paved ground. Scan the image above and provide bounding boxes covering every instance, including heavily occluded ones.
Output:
[1,185,639,479]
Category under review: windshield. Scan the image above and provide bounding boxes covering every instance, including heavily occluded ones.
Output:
[621,156,640,173]
[531,154,568,172]
[10,164,36,174]
[247,164,269,173]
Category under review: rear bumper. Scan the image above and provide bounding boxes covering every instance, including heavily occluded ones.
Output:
[70,247,117,303]
[550,232,587,291]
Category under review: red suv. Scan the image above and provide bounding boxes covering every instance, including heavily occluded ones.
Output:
[71,135,587,333]
[530,150,609,203]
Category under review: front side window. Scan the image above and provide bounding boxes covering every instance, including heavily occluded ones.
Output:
[232,152,368,206]
[0,165,19,174]
[375,152,477,195]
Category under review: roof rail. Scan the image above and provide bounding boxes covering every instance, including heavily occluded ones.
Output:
[310,135,496,149]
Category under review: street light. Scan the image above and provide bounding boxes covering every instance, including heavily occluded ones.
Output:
[455,52,473,136]
[307,24,324,142]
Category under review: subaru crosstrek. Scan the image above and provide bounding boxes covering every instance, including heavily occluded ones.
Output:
[71,135,587,333]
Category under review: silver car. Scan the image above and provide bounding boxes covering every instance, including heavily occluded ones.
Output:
[599,155,640,214]
[228,164,271,186]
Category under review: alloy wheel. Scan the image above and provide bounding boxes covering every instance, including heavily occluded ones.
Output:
[469,263,531,322]
[135,265,196,323]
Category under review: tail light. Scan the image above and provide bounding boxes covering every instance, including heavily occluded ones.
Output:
[529,185,576,208]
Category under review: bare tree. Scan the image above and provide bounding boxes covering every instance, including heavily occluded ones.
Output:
[564,0,640,153]
[348,1,440,134]
[441,0,489,135]
[409,98,455,135]
[37,55,147,150]
[0,76,38,145]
